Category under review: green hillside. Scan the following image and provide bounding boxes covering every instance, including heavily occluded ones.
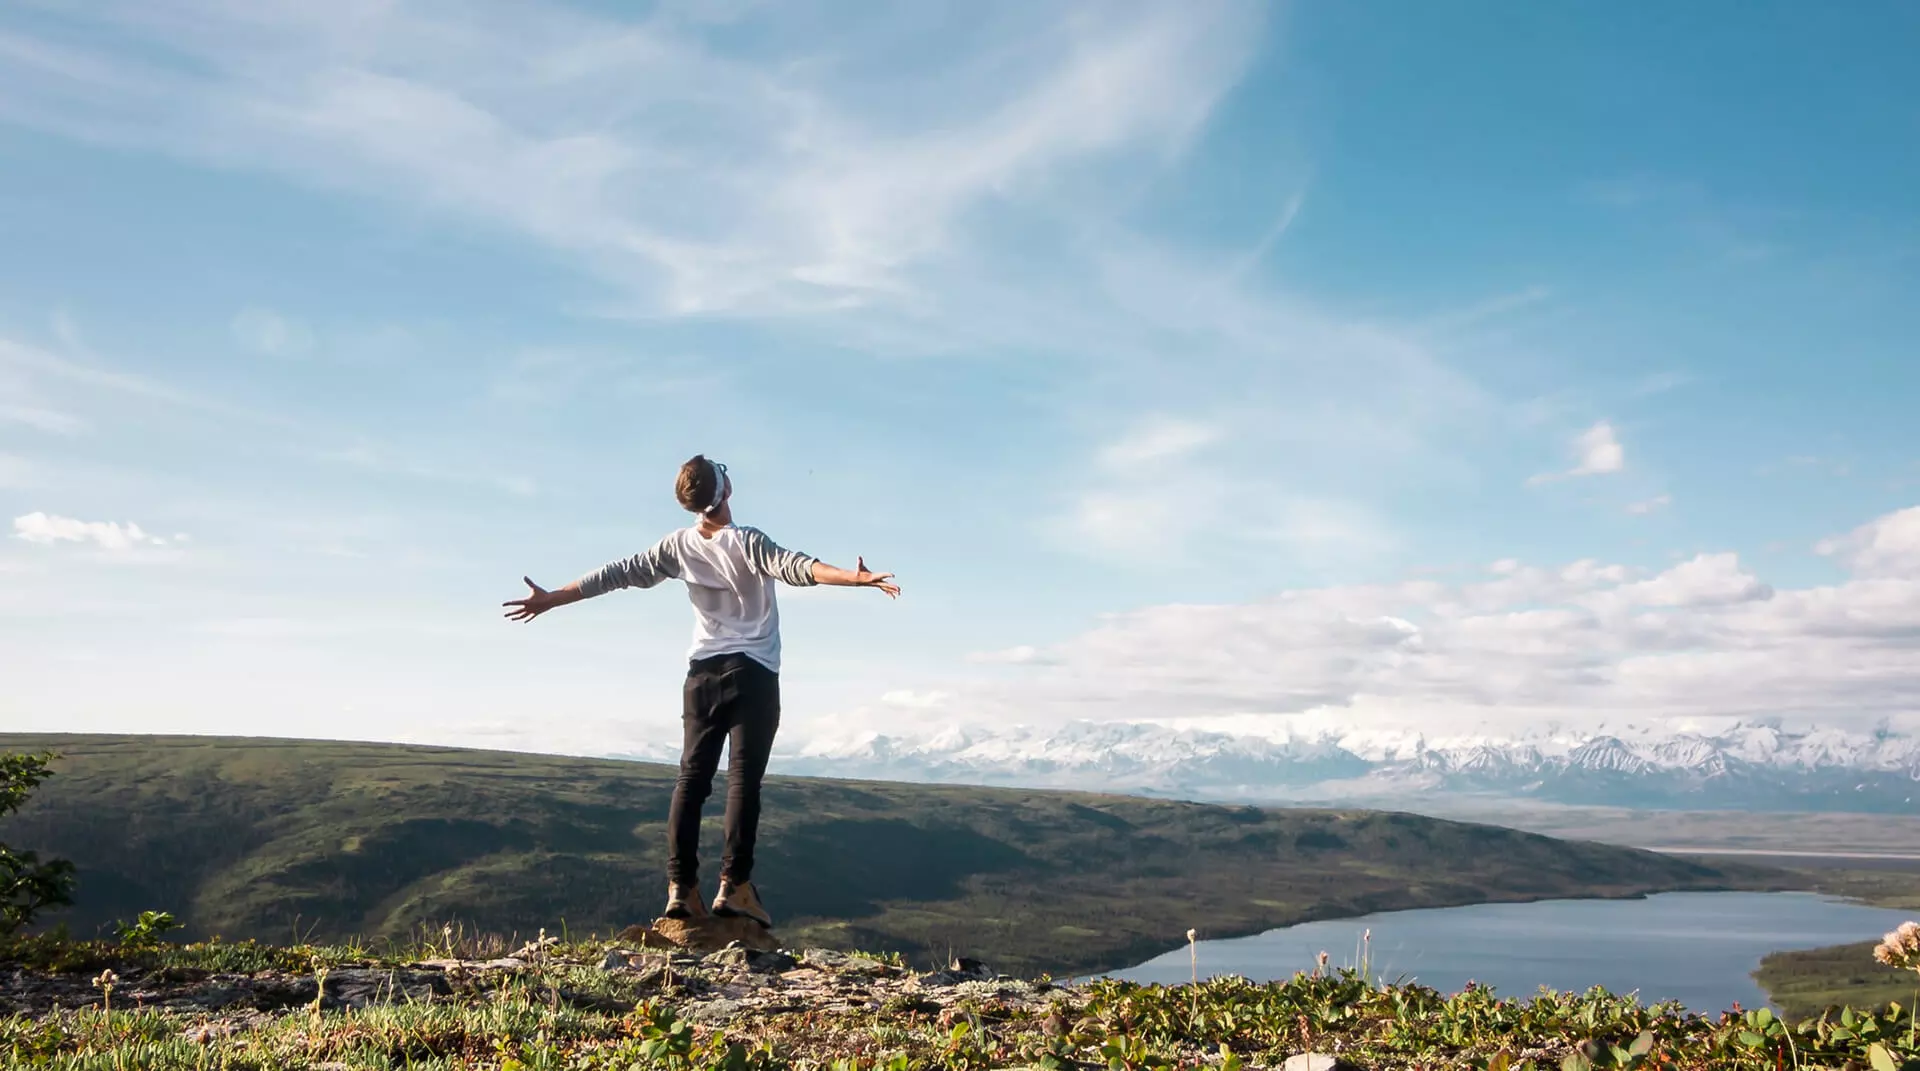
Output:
[1,733,1784,976]
[1753,941,1920,1021]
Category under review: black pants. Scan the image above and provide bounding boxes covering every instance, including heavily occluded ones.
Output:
[668,652,780,887]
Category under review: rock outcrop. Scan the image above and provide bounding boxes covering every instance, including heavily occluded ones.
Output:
[617,914,779,954]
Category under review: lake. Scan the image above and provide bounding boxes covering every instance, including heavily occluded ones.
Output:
[1111,892,1915,1015]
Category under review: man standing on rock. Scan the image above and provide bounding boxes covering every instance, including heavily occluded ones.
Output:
[503,455,900,928]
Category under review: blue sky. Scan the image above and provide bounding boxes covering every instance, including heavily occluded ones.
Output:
[2,1,1917,756]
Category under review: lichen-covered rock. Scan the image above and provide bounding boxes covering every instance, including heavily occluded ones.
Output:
[704,944,797,974]
[322,968,453,1009]
[416,957,526,972]
[512,936,559,960]
[798,947,845,968]
[915,957,998,988]
[681,997,744,1024]
[599,948,633,971]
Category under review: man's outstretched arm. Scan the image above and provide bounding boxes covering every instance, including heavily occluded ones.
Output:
[503,537,683,622]
[502,577,590,622]
[739,527,900,598]
[811,556,901,598]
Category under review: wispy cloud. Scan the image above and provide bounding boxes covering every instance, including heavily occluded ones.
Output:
[1625,493,1671,515]
[0,402,85,434]
[231,307,316,358]
[1415,284,1554,340]
[880,689,951,709]
[1060,416,1396,565]
[966,644,1051,666]
[2,325,543,500]
[0,358,88,434]
[1061,415,1224,559]
[0,336,291,427]
[318,443,538,497]
[1575,175,1785,266]
[1574,175,1701,209]
[1759,454,1854,479]
[1097,416,1221,469]
[482,348,727,407]
[1632,371,1695,397]
[1529,420,1624,485]
[1,1,1498,569]
[0,0,1264,319]
[0,453,36,489]
[1217,189,1306,286]
[13,511,181,551]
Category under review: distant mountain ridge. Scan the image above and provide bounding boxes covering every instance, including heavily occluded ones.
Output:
[774,720,1920,812]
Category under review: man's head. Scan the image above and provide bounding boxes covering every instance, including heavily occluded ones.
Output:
[676,455,732,523]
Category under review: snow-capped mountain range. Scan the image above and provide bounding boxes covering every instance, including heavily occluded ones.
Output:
[772,720,1920,813]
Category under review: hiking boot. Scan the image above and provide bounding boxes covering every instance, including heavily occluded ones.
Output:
[664,882,708,921]
[712,880,773,929]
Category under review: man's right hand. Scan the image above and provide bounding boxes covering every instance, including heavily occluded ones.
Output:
[855,557,901,599]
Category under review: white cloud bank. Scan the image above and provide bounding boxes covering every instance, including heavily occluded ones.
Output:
[13,511,180,551]
[926,504,1920,741]
[1818,506,1920,577]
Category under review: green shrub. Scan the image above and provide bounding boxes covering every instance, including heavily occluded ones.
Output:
[0,752,76,935]
[114,910,182,949]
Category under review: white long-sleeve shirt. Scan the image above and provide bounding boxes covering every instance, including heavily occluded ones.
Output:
[575,525,819,673]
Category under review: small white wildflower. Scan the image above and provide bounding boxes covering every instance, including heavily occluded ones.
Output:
[92,969,119,1012]
[1872,919,1920,972]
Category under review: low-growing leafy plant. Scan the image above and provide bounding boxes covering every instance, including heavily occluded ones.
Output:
[113,909,182,949]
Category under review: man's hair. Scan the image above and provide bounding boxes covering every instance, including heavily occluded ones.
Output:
[676,455,717,513]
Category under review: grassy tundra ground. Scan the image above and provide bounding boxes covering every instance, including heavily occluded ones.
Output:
[0,733,1784,978]
[4,928,1919,1071]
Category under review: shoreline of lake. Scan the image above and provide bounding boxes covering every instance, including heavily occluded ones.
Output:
[1106,891,1915,1016]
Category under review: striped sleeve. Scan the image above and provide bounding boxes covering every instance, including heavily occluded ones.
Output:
[738,527,819,587]
[576,534,683,597]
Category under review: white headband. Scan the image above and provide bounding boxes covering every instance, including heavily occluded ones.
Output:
[704,459,728,513]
